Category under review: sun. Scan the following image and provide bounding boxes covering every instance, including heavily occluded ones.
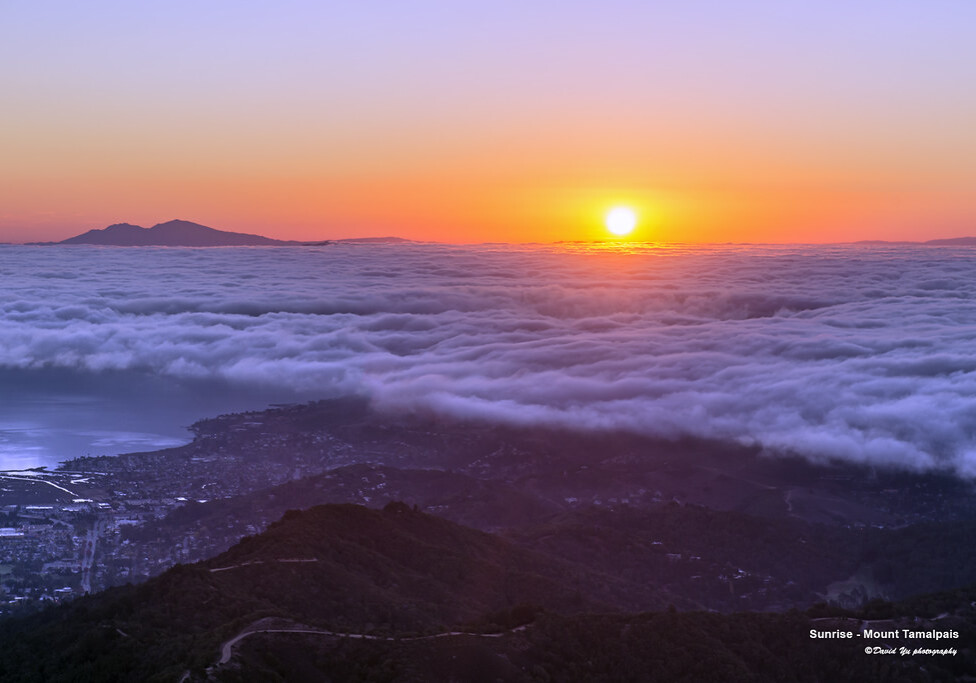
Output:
[605,206,637,236]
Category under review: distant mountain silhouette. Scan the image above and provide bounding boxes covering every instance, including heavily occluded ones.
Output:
[56,220,299,246]
[336,236,413,244]
[853,236,976,246]
[44,220,415,246]
[923,236,976,246]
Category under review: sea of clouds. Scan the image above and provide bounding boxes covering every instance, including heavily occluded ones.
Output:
[3,241,976,475]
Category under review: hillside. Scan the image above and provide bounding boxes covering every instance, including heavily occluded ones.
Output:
[0,503,973,682]
[225,606,976,683]
[0,503,645,682]
[53,220,307,246]
[44,220,416,246]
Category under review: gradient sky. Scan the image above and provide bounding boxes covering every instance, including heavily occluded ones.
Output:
[2,1,975,243]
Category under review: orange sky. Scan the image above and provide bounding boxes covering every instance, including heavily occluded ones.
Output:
[2,3,974,244]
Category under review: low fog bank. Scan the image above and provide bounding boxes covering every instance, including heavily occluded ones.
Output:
[3,242,976,476]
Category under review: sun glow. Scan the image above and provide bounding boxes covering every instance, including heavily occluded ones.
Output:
[605,206,638,236]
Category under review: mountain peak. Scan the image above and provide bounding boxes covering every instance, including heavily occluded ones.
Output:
[151,219,217,230]
[58,220,289,246]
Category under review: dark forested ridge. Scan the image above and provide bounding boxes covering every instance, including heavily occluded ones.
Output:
[0,503,649,682]
[0,503,973,682]
[227,608,976,683]
[114,480,976,615]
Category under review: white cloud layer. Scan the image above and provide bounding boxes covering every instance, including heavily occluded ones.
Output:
[3,242,976,475]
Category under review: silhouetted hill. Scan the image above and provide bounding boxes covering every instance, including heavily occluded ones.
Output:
[45,220,416,246]
[336,236,413,243]
[228,605,976,682]
[56,219,293,246]
[0,503,637,681]
[202,502,641,624]
[923,236,976,246]
[1,504,973,680]
[853,237,976,246]
[121,464,976,615]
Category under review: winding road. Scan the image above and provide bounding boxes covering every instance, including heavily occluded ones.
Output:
[216,621,529,666]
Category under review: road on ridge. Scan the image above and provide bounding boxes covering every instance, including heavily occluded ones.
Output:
[216,623,529,666]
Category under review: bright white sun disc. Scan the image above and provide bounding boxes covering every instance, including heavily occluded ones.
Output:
[605,207,637,236]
